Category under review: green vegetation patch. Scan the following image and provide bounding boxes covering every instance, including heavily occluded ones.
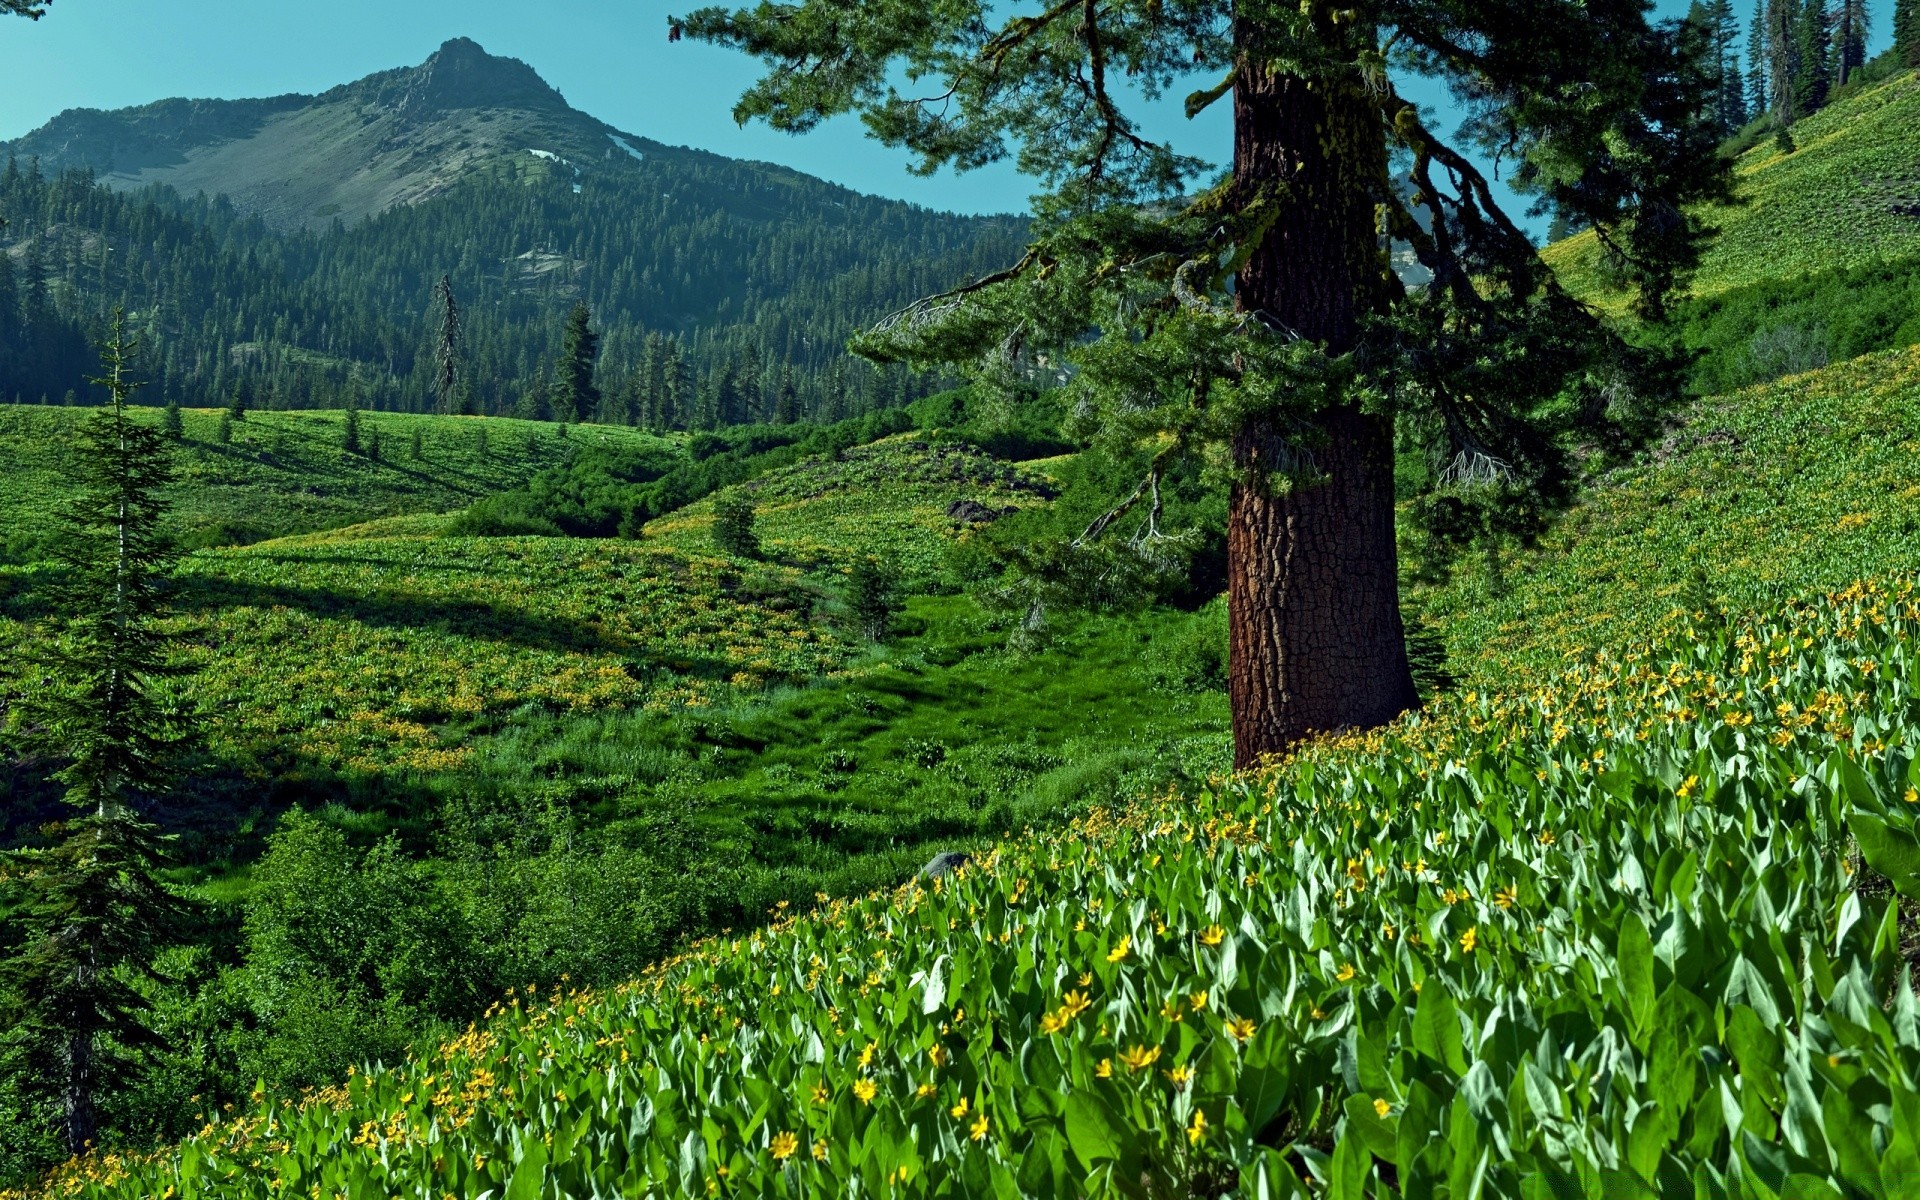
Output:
[36,574,1920,1197]
[646,437,1058,587]
[0,406,665,562]
[1546,70,1920,306]
[1409,345,1920,681]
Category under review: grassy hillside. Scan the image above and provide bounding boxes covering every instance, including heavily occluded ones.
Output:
[1407,344,1920,681]
[0,405,664,561]
[1544,70,1920,305]
[645,436,1058,585]
[30,566,1919,1197]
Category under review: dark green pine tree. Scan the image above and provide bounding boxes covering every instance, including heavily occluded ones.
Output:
[342,400,362,455]
[554,302,602,423]
[710,492,760,559]
[1898,0,1919,65]
[227,378,248,422]
[1,1,50,19]
[845,556,899,641]
[1792,0,1831,115]
[1749,0,1772,115]
[681,0,1730,763]
[772,368,800,425]
[432,275,461,416]
[2,313,191,1159]
[1831,0,1868,88]
[160,400,183,441]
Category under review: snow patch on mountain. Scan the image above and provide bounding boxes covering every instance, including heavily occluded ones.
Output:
[608,134,645,163]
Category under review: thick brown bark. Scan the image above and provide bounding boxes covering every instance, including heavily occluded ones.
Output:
[1227,60,1418,769]
[65,1024,96,1156]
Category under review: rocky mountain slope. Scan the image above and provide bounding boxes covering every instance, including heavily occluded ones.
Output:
[5,38,690,231]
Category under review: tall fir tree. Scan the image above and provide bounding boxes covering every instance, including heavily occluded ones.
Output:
[1792,0,1832,114]
[683,0,1730,762]
[1831,0,1868,87]
[2,313,191,1159]
[553,302,602,423]
[1897,0,1918,65]
[431,275,462,416]
[772,367,800,425]
[1749,0,1773,115]
[1711,0,1750,130]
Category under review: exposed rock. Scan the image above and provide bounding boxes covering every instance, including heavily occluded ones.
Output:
[946,498,1012,524]
[921,851,970,879]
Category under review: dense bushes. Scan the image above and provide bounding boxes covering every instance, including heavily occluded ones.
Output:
[447,409,918,539]
[1668,251,1920,393]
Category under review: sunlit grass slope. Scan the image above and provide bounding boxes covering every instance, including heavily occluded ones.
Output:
[1408,344,1920,681]
[1544,70,1920,305]
[0,405,667,557]
[645,436,1057,586]
[32,573,1920,1197]
[2,436,1056,789]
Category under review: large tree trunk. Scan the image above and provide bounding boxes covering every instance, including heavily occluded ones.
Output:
[64,1022,96,1156]
[1227,60,1418,769]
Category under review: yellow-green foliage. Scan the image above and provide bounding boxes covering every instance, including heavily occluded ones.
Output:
[646,437,1054,586]
[30,576,1920,1197]
[165,532,853,778]
[0,406,668,552]
[1544,71,1920,305]
[1409,345,1920,681]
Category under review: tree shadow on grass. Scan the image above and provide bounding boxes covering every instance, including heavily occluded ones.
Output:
[172,572,665,662]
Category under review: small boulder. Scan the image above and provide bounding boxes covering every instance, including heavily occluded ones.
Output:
[921,851,971,879]
[945,499,1003,524]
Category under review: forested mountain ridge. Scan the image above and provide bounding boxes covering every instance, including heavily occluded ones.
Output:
[0,38,1028,417]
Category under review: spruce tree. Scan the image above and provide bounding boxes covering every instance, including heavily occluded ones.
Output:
[160,400,182,441]
[846,556,898,641]
[554,302,601,423]
[216,410,233,445]
[432,275,461,416]
[711,493,760,559]
[342,401,362,455]
[773,368,800,424]
[1899,0,1919,65]
[2,312,190,1158]
[227,379,248,422]
[1832,0,1868,88]
[681,0,1730,763]
[1792,0,1831,115]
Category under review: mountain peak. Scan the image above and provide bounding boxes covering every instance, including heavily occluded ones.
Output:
[377,37,569,118]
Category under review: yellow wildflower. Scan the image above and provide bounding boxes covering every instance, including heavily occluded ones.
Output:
[1226,1016,1257,1043]
[853,1079,877,1104]
[769,1131,799,1161]
[1373,1098,1391,1119]
[1107,936,1132,963]
[1199,925,1225,947]
[1187,1109,1208,1145]
[1120,1044,1162,1072]
[970,1114,990,1142]
[1094,1058,1113,1079]
[1336,963,1356,983]
[950,1097,970,1119]
[1461,926,1479,953]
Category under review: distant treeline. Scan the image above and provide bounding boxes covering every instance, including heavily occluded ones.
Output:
[0,153,1025,421]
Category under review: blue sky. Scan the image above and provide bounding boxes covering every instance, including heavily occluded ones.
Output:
[0,0,1896,225]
